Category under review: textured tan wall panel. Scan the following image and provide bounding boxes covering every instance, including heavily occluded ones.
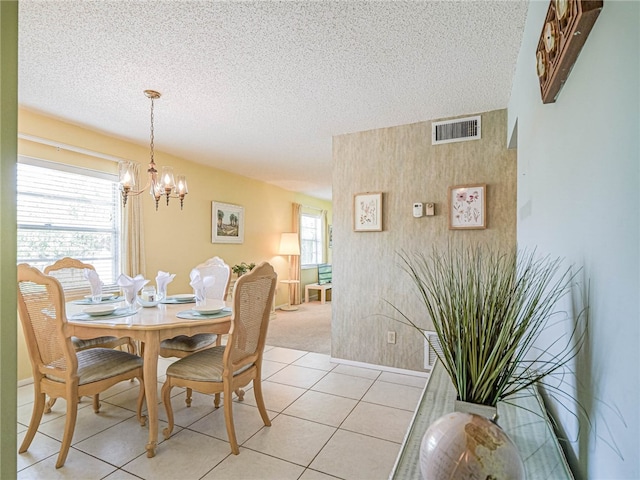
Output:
[331,109,516,371]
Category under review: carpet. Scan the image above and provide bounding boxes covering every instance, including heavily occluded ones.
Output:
[266,302,331,354]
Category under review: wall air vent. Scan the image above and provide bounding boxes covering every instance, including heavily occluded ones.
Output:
[423,330,443,370]
[432,115,481,145]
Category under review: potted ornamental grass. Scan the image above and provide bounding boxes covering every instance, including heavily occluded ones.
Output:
[392,244,587,414]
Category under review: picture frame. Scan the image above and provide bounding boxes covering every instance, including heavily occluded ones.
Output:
[354,192,383,232]
[212,201,245,243]
[449,184,486,230]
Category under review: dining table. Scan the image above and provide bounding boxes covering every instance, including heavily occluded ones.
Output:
[65,296,232,458]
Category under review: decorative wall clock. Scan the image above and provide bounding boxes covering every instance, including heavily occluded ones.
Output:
[536,0,603,104]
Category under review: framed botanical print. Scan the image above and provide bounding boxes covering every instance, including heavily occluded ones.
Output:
[449,184,486,230]
[354,192,383,232]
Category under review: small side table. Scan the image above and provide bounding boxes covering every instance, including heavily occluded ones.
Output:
[305,283,332,304]
[280,279,300,311]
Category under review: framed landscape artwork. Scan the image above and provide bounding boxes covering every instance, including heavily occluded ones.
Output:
[212,201,244,243]
[354,192,383,232]
[449,184,486,230]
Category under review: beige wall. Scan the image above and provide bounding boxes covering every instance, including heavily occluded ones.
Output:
[331,109,516,371]
[16,108,331,380]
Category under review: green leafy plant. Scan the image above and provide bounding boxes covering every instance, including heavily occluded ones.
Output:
[232,262,255,277]
[391,245,587,408]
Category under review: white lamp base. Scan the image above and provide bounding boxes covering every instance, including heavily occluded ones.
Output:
[280,304,299,311]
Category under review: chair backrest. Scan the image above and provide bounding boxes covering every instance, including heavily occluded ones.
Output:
[225,262,277,370]
[194,256,231,301]
[44,257,96,301]
[317,263,332,285]
[17,263,77,381]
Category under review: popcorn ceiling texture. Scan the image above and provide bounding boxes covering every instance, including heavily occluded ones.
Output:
[18,1,527,200]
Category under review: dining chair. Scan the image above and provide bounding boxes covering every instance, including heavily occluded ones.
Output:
[44,257,136,353]
[17,263,146,469]
[161,261,277,454]
[159,256,231,406]
[43,257,137,412]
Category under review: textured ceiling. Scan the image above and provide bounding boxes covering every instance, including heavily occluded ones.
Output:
[18,1,528,200]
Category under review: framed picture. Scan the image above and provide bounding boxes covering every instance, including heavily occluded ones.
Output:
[449,184,486,230]
[354,192,383,232]
[212,201,244,243]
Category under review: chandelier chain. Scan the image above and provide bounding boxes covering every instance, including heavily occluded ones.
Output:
[149,97,155,165]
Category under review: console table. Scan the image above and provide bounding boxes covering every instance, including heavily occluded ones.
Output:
[390,362,573,479]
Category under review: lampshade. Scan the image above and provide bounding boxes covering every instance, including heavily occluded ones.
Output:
[279,233,300,256]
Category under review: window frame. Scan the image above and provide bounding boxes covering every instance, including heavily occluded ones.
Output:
[300,212,324,268]
[16,156,122,288]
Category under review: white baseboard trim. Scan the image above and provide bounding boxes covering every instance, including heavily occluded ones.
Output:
[18,377,33,387]
[329,356,431,378]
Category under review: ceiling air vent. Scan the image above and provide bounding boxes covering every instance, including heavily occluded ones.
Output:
[432,115,481,145]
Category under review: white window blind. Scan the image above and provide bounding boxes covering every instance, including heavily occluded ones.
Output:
[300,213,323,266]
[17,158,122,286]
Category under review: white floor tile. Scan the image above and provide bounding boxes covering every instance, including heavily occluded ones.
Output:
[341,401,414,443]
[17,447,118,479]
[310,429,401,480]
[293,352,338,371]
[242,380,306,412]
[203,447,304,479]
[378,371,429,388]
[188,401,269,445]
[311,372,374,400]
[362,380,424,411]
[17,430,61,471]
[282,390,357,427]
[261,359,289,379]
[243,414,336,466]
[123,429,230,479]
[262,346,308,363]
[267,364,329,389]
[73,416,167,467]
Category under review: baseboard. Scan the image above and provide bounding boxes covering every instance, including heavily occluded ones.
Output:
[18,377,33,387]
[329,356,431,378]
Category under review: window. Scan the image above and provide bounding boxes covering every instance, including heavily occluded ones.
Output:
[17,158,122,286]
[300,213,324,266]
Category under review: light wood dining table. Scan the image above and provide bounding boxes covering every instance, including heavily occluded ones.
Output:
[66,299,231,458]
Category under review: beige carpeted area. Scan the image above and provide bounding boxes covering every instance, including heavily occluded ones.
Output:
[266,302,331,354]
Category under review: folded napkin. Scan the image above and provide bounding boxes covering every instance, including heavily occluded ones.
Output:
[189,269,215,304]
[83,269,103,297]
[117,274,149,303]
[156,270,176,300]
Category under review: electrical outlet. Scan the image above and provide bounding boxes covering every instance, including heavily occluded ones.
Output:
[387,331,396,344]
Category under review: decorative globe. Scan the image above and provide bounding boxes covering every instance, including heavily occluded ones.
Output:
[419,411,524,480]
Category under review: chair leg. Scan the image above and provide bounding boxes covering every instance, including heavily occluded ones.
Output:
[44,395,57,413]
[223,382,239,455]
[161,379,175,439]
[57,387,79,468]
[214,393,221,408]
[185,387,193,407]
[235,388,245,401]
[135,375,147,426]
[252,378,271,427]
[93,393,101,413]
[19,390,46,454]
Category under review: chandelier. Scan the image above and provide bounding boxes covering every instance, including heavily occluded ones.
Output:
[118,90,188,210]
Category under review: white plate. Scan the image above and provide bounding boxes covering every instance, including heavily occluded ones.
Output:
[83,305,117,316]
[169,294,195,302]
[84,294,116,301]
[193,301,226,315]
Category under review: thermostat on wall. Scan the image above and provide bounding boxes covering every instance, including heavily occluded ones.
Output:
[413,203,424,217]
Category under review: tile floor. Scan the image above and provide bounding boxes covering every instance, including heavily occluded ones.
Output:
[16,346,428,480]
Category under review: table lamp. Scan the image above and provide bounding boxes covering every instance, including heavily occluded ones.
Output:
[279,232,300,311]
